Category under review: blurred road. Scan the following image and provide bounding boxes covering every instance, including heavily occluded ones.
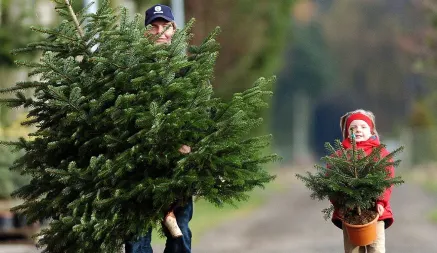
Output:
[0,244,39,253]
[190,170,437,253]
[2,169,437,253]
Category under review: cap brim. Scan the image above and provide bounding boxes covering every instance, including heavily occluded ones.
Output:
[145,15,174,26]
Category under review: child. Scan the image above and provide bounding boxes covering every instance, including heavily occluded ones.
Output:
[332,109,395,253]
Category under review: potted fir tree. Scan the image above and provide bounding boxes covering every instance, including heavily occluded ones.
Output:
[296,130,404,246]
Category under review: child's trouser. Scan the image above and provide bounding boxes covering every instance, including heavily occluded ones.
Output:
[125,197,193,253]
[343,221,385,253]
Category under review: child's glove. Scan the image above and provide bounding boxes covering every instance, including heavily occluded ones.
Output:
[376,203,384,216]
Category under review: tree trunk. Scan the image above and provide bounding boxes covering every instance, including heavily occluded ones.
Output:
[290,91,313,165]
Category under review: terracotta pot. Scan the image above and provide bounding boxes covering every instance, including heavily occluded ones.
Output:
[343,214,379,246]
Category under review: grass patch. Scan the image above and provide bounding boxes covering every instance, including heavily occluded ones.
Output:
[403,169,437,193]
[424,181,437,223]
[406,168,437,223]
[151,174,286,245]
[424,180,437,193]
[430,209,437,223]
[393,169,437,223]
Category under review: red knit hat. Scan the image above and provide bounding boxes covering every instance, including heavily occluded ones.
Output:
[344,113,374,139]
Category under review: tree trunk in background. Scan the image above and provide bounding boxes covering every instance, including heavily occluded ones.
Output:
[399,127,413,170]
[122,0,136,18]
[133,0,169,17]
[111,0,136,14]
[184,0,222,45]
[290,91,313,165]
[36,0,56,25]
[0,0,2,26]
[1,0,50,126]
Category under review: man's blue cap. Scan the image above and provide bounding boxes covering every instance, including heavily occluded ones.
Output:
[145,4,175,26]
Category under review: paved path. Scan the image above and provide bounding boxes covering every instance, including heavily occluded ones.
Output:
[0,244,39,253]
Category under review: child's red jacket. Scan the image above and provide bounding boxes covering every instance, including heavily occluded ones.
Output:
[330,137,394,229]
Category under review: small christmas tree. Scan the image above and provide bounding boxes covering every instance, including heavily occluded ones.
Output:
[0,0,277,252]
[296,131,404,225]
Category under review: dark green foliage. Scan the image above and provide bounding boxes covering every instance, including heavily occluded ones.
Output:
[0,0,277,252]
[296,137,404,221]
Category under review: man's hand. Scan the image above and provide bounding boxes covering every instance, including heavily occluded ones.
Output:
[377,203,384,216]
[179,145,191,154]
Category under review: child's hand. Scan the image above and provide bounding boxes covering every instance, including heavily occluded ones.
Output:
[179,145,191,154]
[377,203,384,216]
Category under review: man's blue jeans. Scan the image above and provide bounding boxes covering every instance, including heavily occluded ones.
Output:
[125,198,193,253]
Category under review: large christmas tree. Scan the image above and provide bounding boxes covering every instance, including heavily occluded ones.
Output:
[0,0,277,252]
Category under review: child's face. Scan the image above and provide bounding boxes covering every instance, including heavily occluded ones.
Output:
[349,120,372,142]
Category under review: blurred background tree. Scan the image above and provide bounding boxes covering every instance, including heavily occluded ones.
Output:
[0,0,42,200]
[184,0,295,98]
[402,0,437,165]
[270,0,437,165]
[272,0,335,163]
[2,0,437,181]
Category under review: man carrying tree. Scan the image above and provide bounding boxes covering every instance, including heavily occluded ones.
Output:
[125,4,194,253]
[0,1,277,253]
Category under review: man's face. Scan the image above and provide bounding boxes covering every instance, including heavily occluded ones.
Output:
[349,119,372,142]
[146,19,175,45]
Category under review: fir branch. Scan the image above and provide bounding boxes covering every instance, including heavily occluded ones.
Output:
[0,81,44,93]
[64,0,85,38]
[46,85,86,121]
[0,139,25,149]
[89,56,123,69]
[42,60,75,84]
[317,164,355,180]
[30,26,79,42]
[212,95,240,122]
[0,96,32,108]
[21,118,40,126]
[0,140,18,147]
[77,0,96,18]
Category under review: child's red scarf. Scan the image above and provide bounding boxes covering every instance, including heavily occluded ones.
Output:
[341,137,380,156]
